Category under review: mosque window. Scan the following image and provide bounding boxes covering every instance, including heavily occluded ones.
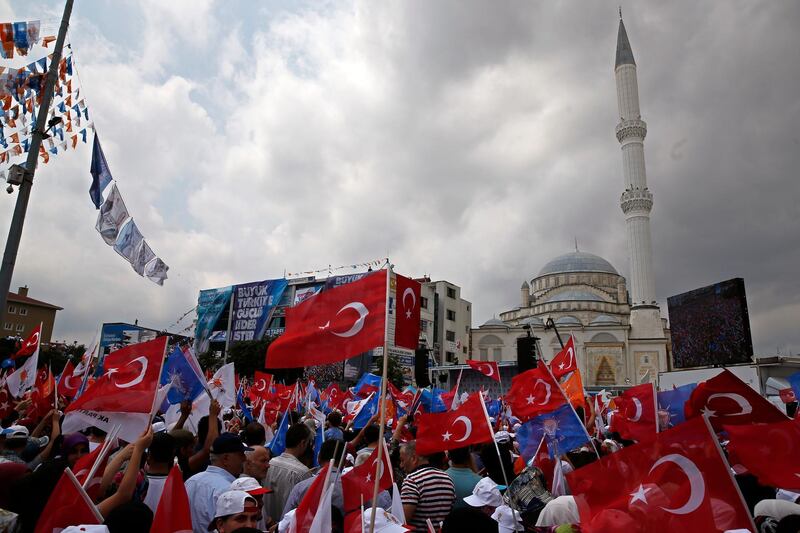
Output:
[480,348,488,360]
[493,348,502,359]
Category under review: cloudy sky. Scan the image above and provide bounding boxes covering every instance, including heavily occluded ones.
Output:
[1,1,798,356]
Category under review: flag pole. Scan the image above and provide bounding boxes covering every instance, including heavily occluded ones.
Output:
[369,261,392,533]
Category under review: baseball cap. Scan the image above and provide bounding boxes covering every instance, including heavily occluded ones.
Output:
[464,477,504,508]
[230,476,272,495]
[211,433,253,454]
[361,508,410,533]
[61,526,110,533]
[491,504,524,533]
[2,425,29,440]
[209,490,258,530]
[494,430,511,443]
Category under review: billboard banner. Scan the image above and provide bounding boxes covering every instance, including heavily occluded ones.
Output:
[230,279,288,342]
[194,286,233,354]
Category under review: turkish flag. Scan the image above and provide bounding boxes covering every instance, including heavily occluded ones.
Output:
[567,416,755,533]
[151,465,193,533]
[13,323,42,359]
[57,360,82,399]
[466,359,501,382]
[684,369,787,431]
[610,383,657,442]
[31,367,55,418]
[33,469,101,533]
[63,337,168,443]
[415,393,493,455]
[341,442,394,512]
[725,418,800,491]
[266,271,387,368]
[0,385,14,419]
[550,336,578,379]
[505,366,566,422]
[295,463,332,530]
[249,370,273,402]
[394,273,421,350]
[72,440,113,500]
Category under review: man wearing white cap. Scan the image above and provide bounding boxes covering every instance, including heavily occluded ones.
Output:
[229,476,274,530]
[360,507,411,533]
[492,504,524,533]
[464,477,504,515]
[210,490,261,533]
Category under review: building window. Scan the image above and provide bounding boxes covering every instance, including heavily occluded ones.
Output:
[420,319,427,332]
[16,324,24,332]
[3,322,11,330]
[446,309,456,321]
[462,346,467,354]
[420,297,429,309]
[19,308,27,316]
[445,330,455,342]
[7,305,16,314]
[465,325,469,333]
[446,287,456,299]
[480,348,488,360]
[466,304,470,311]
[445,351,455,363]
[492,347,502,360]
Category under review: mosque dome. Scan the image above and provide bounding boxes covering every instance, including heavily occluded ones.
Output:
[537,251,619,277]
[555,316,582,326]
[543,290,606,303]
[520,316,544,326]
[589,314,621,326]
[482,317,507,327]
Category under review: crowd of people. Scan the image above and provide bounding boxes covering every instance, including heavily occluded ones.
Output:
[1,372,799,532]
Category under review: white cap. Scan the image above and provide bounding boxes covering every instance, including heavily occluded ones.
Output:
[361,508,410,533]
[492,505,524,533]
[214,490,258,519]
[61,527,110,533]
[2,425,29,440]
[464,477,504,508]
[151,421,167,433]
[230,476,271,495]
[494,430,511,443]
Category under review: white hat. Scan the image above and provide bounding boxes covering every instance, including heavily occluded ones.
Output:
[230,476,271,495]
[494,430,511,443]
[151,421,167,433]
[492,505,524,533]
[214,490,258,519]
[361,508,410,533]
[2,425,29,440]
[61,527,110,533]
[464,477,504,508]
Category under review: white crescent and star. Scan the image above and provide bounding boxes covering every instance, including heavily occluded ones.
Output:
[323,302,369,338]
[371,457,385,481]
[630,397,643,422]
[533,379,552,406]
[63,373,81,390]
[402,288,416,319]
[255,379,267,392]
[479,363,495,377]
[702,393,753,418]
[107,356,148,388]
[648,454,705,515]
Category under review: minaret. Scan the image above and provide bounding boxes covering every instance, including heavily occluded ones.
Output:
[615,16,663,338]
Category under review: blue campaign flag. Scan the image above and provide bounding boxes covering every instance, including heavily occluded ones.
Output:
[89,133,113,209]
[657,383,697,428]
[420,388,448,413]
[516,404,591,462]
[486,399,502,418]
[788,371,800,403]
[160,347,205,405]
[268,410,290,456]
[353,373,382,398]
[238,387,254,423]
[306,381,321,406]
[312,423,324,467]
[352,394,379,429]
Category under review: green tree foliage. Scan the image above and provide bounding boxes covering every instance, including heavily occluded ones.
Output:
[373,355,406,390]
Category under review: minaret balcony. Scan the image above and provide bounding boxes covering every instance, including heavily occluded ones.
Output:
[620,188,653,214]
[615,119,647,142]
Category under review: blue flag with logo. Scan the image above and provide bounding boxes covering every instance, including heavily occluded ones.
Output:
[516,404,591,461]
[268,410,290,456]
[89,133,113,209]
[420,388,448,413]
[657,382,697,428]
[486,399,502,418]
[160,346,206,404]
[353,373,382,398]
[788,371,800,404]
[312,423,324,467]
[237,386,253,423]
[352,393,380,429]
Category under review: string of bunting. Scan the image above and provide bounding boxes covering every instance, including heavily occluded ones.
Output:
[285,257,387,278]
[0,20,57,59]
[0,46,91,167]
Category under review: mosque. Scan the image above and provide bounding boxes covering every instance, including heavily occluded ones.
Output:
[469,17,670,388]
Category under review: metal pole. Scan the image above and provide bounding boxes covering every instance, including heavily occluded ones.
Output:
[0,0,75,316]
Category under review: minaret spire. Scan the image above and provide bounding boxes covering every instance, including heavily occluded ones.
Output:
[614,15,659,321]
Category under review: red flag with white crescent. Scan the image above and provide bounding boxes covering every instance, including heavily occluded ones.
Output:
[265,271,387,368]
[394,273,421,350]
[505,365,566,422]
[549,335,578,379]
[610,383,658,442]
[415,393,493,455]
[567,416,755,533]
[249,370,273,402]
[466,359,500,382]
[57,360,82,399]
[341,441,394,513]
[63,337,168,443]
[12,323,42,360]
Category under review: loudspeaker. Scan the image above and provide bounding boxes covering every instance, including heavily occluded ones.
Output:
[517,336,535,372]
[414,348,431,388]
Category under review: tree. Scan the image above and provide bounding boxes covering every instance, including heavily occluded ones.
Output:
[373,355,406,390]
[226,337,274,378]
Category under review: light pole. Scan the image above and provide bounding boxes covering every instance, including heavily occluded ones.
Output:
[0,0,75,316]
